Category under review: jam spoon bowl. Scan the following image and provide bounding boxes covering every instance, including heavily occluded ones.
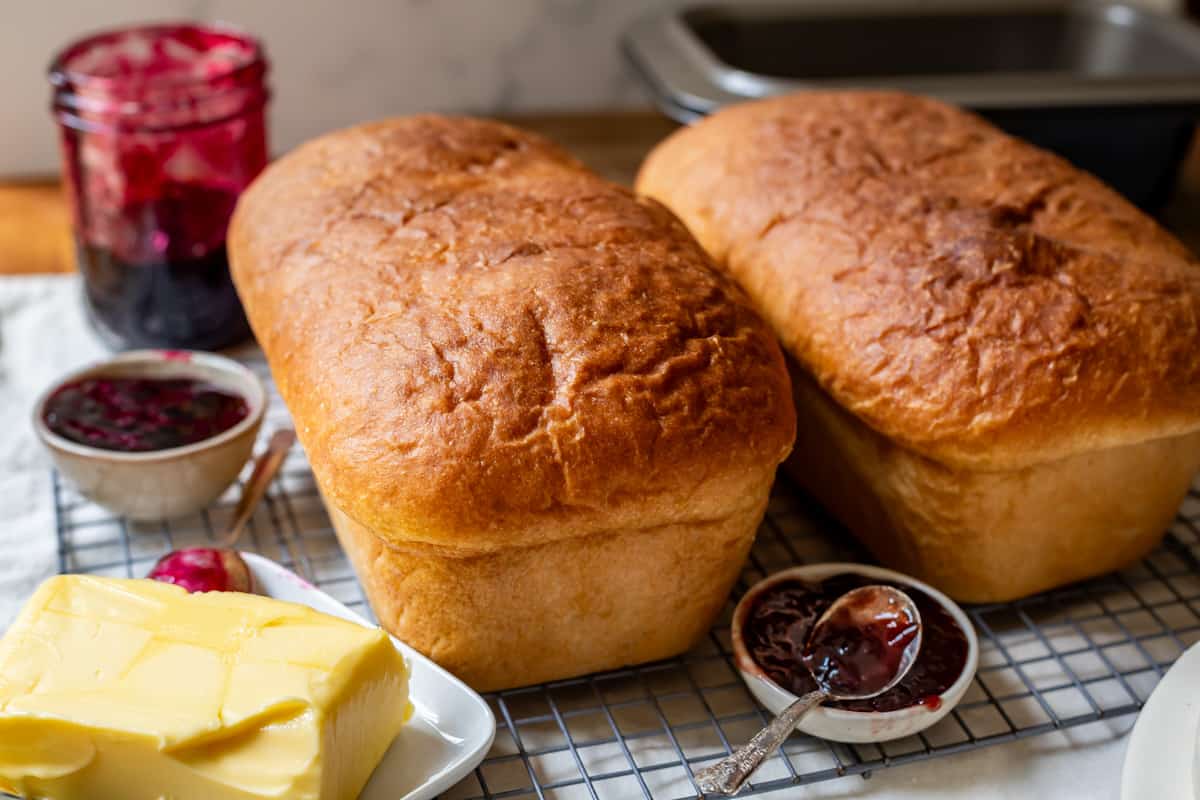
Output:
[696,585,923,796]
[726,563,979,745]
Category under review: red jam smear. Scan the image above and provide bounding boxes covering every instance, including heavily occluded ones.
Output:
[44,377,248,452]
[801,586,921,698]
[147,548,253,594]
[742,574,968,712]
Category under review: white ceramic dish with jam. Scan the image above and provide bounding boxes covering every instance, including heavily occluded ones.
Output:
[241,554,494,800]
[731,562,979,744]
[33,349,266,521]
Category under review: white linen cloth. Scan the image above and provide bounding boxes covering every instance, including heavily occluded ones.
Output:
[0,274,1139,799]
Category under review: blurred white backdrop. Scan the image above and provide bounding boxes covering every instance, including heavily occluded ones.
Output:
[0,0,1182,175]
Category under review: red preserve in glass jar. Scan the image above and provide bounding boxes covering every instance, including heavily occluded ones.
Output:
[49,24,269,350]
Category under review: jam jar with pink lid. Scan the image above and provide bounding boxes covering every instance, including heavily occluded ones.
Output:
[49,23,269,350]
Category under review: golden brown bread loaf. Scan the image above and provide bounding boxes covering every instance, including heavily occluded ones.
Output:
[637,91,1200,602]
[229,116,795,690]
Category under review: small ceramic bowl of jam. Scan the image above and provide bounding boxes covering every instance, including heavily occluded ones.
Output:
[34,350,266,520]
[731,562,979,744]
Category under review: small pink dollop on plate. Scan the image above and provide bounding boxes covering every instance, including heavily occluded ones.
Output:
[147,547,254,593]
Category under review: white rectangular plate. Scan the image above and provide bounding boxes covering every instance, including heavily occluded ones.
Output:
[242,553,496,800]
[1,556,495,800]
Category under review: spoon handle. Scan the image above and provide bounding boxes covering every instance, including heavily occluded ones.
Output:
[216,429,296,548]
[694,689,827,797]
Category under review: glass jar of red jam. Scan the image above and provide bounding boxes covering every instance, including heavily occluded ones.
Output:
[49,23,269,351]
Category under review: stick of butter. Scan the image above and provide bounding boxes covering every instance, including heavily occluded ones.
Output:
[0,575,412,800]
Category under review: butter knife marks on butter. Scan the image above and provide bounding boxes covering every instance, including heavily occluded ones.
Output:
[0,575,411,800]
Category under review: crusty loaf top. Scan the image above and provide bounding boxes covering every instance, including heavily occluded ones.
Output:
[230,116,794,550]
[637,92,1200,469]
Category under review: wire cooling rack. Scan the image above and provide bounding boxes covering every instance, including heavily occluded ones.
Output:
[50,355,1200,799]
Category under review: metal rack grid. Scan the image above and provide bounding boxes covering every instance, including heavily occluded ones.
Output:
[49,357,1200,799]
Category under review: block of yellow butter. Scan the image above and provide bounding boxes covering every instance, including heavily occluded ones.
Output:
[0,575,411,800]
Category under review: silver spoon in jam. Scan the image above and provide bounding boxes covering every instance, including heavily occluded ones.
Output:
[696,585,923,796]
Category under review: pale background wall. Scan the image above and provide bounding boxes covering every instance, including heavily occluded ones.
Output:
[0,0,1183,175]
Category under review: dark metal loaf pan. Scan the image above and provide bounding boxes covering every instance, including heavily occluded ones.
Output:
[623,1,1200,210]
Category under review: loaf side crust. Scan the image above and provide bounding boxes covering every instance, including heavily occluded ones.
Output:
[326,466,772,690]
[787,363,1200,602]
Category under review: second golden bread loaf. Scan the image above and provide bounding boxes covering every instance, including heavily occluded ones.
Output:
[638,91,1200,601]
[230,116,795,689]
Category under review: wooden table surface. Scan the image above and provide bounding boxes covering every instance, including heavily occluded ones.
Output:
[2,110,1197,275]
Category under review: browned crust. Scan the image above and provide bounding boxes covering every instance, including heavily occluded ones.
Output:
[230,116,795,550]
[637,91,1200,469]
